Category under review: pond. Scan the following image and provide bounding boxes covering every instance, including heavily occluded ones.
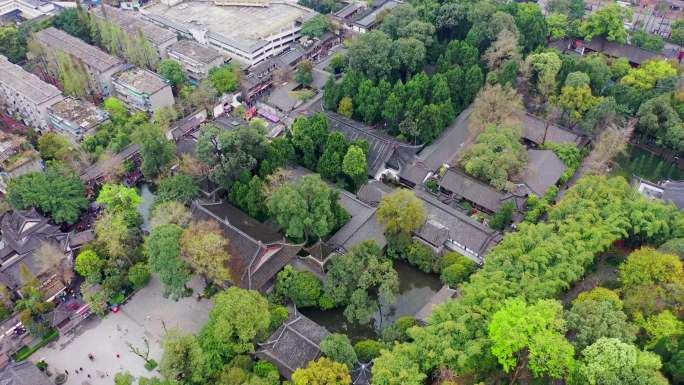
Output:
[612,145,684,182]
[137,183,157,232]
[300,260,443,342]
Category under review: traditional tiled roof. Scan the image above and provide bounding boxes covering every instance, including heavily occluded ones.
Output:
[661,180,684,209]
[0,209,70,289]
[256,308,329,380]
[439,169,523,213]
[79,143,141,182]
[356,180,394,207]
[191,201,300,291]
[398,163,429,187]
[415,285,457,324]
[520,150,567,196]
[414,190,500,261]
[167,110,207,141]
[326,112,421,176]
[327,190,386,253]
[521,113,582,146]
[548,37,667,66]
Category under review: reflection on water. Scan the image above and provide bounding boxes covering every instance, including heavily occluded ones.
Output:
[137,183,156,232]
[301,260,442,342]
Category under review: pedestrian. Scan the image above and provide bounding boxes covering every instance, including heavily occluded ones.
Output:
[87,374,91,379]
[116,353,120,358]
[65,369,69,375]
[80,367,83,371]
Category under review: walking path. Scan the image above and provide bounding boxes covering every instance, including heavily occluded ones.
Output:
[33,276,212,385]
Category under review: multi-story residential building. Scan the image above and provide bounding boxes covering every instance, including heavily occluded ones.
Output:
[47,97,109,142]
[167,39,225,82]
[33,27,124,97]
[91,5,178,60]
[0,55,64,131]
[140,0,316,66]
[111,65,174,113]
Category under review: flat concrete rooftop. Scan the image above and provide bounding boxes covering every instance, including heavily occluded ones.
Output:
[113,67,169,94]
[48,97,108,129]
[143,1,314,52]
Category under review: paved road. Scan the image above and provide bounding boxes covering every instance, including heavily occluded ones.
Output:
[415,106,474,171]
[34,276,212,385]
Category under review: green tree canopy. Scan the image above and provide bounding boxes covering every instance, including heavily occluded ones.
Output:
[377,189,427,235]
[291,357,351,385]
[7,164,88,224]
[158,59,187,90]
[198,287,271,372]
[619,247,684,316]
[488,298,574,380]
[576,338,668,385]
[580,4,632,43]
[197,123,267,188]
[136,123,177,178]
[157,174,200,205]
[208,65,240,94]
[565,298,637,351]
[267,174,348,241]
[145,224,191,300]
[324,240,398,324]
[621,59,678,90]
[180,220,232,285]
[300,14,329,38]
[342,145,368,190]
[321,333,358,369]
[459,125,528,190]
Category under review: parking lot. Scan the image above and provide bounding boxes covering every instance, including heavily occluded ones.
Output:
[33,276,212,385]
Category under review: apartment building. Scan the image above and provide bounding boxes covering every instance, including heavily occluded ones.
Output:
[111,66,174,113]
[167,39,225,82]
[91,5,178,59]
[0,55,64,130]
[140,0,316,66]
[47,97,109,142]
[33,27,124,96]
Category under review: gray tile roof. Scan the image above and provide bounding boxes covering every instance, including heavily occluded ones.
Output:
[0,209,70,290]
[439,169,518,213]
[585,36,664,66]
[168,40,223,65]
[398,163,429,186]
[521,113,581,146]
[356,180,394,206]
[0,361,52,385]
[168,110,207,141]
[414,190,500,259]
[326,112,420,176]
[661,180,684,209]
[0,55,63,105]
[520,149,566,196]
[415,285,457,324]
[327,190,387,253]
[256,308,329,380]
[191,201,299,291]
[353,0,401,28]
[34,27,122,72]
[79,143,141,182]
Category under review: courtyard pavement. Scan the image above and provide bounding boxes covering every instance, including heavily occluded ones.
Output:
[33,276,213,385]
